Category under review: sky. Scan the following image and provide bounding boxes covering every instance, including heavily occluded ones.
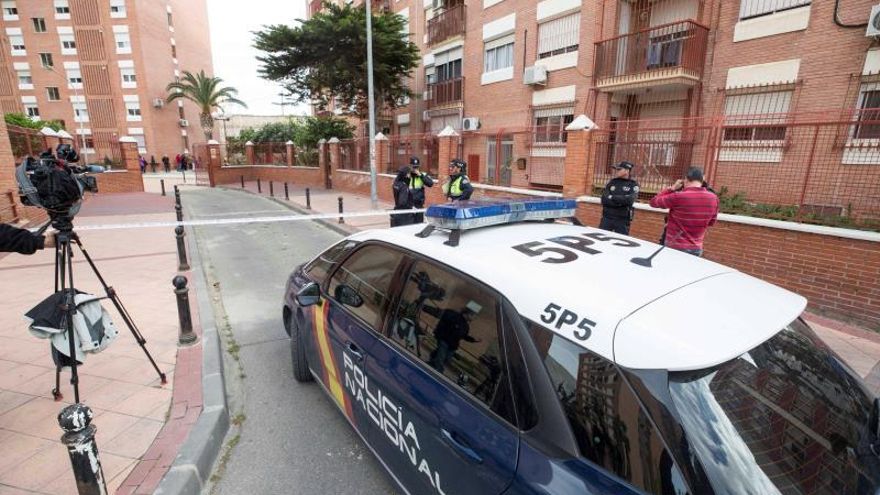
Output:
[207,0,310,117]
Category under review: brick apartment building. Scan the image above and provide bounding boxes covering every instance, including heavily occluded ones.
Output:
[319,0,880,215]
[0,0,213,163]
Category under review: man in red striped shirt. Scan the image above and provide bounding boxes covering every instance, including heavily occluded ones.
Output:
[649,167,719,257]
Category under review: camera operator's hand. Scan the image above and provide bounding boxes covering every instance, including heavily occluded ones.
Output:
[43,232,56,249]
[669,179,684,192]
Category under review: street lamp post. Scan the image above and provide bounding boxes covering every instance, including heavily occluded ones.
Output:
[46,63,90,163]
[365,0,378,209]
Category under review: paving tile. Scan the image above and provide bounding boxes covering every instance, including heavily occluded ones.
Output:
[0,430,54,476]
[0,441,69,492]
[0,484,46,495]
[102,417,164,459]
[0,391,35,416]
[107,460,138,494]
[77,378,142,411]
[0,397,69,441]
[40,452,134,495]
[91,410,141,447]
[108,386,172,419]
[0,364,54,392]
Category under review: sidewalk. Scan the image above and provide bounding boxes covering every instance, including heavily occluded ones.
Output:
[232,180,880,395]
[0,193,200,494]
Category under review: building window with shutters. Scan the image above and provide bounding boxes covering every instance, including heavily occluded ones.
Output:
[719,88,793,163]
[110,0,127,18]
[60,34,77,55]
[121,67,137,88]
[842,81,880,164]
[9,34,26,56]
[47,87,61,101]
[533,106,574,144]
[125,100,142,121]
[115,32,132,54]
[66,67,82,88]
[25,104,40,120]
[55,0,70,19]
[484,35,514,73]
[2,1,18,20]
[73,102,89,123]
[32,18,47,33]
[40,52,54,68]
[537,13,579,59]
[739,0,810,20]
[16,67,32,89]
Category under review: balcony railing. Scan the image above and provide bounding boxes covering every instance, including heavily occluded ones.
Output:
[427,77,463,108]
[427,4,466,46]
[594,20,709,90]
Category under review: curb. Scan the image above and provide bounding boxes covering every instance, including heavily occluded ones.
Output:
[216,185,361,236]
[154,206,230,495]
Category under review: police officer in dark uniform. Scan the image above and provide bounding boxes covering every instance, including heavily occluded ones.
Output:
[442,159,474,202]
[599,161,640,235]
[408,156,434,223]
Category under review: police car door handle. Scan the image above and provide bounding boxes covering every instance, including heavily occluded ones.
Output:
[440,428,483,464]
[346,341,364,362]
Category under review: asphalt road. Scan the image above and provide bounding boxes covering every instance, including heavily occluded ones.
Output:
[183,187,398,495]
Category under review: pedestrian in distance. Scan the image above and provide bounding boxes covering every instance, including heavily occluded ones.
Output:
[599,161,640,235]
[162,154,170,173]
[442,159,473,202]
[407,156,434,223]
[391,166,416,227]
[649,167,719,257]
[149,155,158,173]
[138,155,147,174]
[0,224,55,255]
[175,153,182,171]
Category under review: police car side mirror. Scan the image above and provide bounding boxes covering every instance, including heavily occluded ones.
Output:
[334,284,364,308]
[295,282,322,307]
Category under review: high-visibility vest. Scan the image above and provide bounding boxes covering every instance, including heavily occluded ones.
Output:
[409,175,424,189]
[443,176,464,197]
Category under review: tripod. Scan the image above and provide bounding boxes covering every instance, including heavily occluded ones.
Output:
[51,222,166,403]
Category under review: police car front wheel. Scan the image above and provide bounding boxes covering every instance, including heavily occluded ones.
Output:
[289,311,312,383]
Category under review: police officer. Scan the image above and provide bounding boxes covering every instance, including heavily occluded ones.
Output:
[408,156,434,223]
[442,159,473,202]
[599,161,640,235]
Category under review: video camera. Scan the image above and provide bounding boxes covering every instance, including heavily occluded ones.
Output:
[16,144,104,230]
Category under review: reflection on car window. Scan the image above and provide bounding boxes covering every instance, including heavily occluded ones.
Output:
[327,245,403,329]
[526,320,690,495]
[391,262,515,423]
[667,319,879,495]
[305,240,359,284]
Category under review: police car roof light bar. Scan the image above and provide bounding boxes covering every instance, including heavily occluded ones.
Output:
[416,199,579,247]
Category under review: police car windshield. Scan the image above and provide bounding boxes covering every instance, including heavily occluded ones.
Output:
[665,318,880,495]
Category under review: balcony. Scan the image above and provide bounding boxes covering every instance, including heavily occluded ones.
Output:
[594,20,709,92]
[426,77,463,109]
[427,4,466,46]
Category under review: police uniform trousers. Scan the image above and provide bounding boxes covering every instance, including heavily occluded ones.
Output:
[599,216,631,235]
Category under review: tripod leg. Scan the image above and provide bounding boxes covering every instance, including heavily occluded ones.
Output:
[72,237,167,385]
[59,238,81,404]
[52,366,63,401]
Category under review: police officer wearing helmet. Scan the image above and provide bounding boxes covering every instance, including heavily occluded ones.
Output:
[442,158,473,202]
[599,161,640,235]
[408,156,434,222]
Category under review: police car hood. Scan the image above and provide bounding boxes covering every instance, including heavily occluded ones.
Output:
[355,223,807,371]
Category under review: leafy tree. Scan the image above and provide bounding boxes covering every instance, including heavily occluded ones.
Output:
[292,115,354,150]
[4,112,64,131]
[254,3,419,119]
[166,70,246,141]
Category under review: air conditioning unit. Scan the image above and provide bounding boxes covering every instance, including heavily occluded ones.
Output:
[523,65,548,86]
[152,98,165,108]
[867,4,880,37]
[462,117,480,131]
[178,119,189,127]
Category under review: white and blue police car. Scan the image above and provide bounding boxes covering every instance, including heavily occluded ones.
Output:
[282,199,880,495]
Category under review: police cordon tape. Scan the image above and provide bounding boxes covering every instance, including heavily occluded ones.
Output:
[39,208,429,232]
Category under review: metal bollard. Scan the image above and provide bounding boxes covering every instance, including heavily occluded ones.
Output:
[174,186,181,207]
[284,182,289,200]
[269,181,274,197]
[175,203,183,223]
[257,178,262,193]
[59,404,108,495]
[160,179,166,196]
[338,196,344,224]
[175,226,190,271]
[306,188,311,210]
[173,276,198,345]
[241,175,245,188]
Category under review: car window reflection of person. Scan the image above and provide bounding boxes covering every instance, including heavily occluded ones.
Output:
[0,224,55,255]
[424,302,481,373]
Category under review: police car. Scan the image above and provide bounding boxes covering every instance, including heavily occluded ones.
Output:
[282,199,880,495]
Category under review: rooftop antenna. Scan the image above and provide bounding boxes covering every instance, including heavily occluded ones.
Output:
[630,228,686,268]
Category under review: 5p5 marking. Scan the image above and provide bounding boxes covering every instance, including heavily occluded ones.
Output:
[512,231,640,264]
[540,303,595,341]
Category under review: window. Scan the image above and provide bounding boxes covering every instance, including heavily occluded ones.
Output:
[304,240,360,284]
[852,83,880,140]
[110,0,126,18]
[433,46,462,82]
[115,32,131,53]
[171,43,177,58]
[73,102,88,123]
[67,68,82,87]
[2,1,17,19]
[486,135,513,184]
[60,34,77,54]
[55,0,70,18]
[537,12,580,59]
[79,134,94,150]
[132,134,146,150]
[167,12,173,26]
[327,245,404,329]
[25,104,39,119]
[526,321,690,495]
[177,106,185,119]
[32,18,47,33]
[739,0,810,20]
[9,35,25,55]
[120,67,136,88]
[40,52,54,68]
[17,69,32,88]
[46,87,60,101]
[483,35,514,73]
[391,261,512,418]
[533,107,574,143]
[125,101,141,121]
[722,90,791,142]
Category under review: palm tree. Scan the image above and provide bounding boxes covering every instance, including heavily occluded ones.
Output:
[166,70,246,141]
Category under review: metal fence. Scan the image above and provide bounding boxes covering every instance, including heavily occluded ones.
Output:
[252,142,288,166]
[7,125,48,163]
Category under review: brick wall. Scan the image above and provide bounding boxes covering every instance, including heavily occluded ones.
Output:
[210,166,326,189]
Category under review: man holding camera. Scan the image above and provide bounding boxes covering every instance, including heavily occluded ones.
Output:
[649,167,718,257]
[0,224,54,254]
[599,161,639,235]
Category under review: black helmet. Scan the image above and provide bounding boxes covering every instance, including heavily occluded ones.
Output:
[409,156,421,167]
[450,159,466,173]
